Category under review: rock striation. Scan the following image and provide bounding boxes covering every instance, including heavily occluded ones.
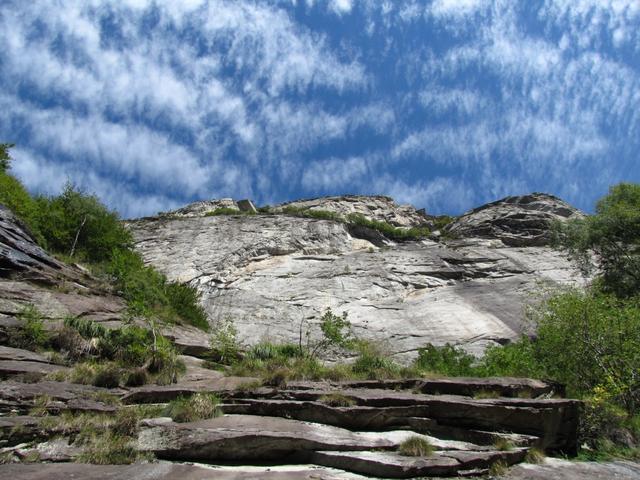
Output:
[128,193,584,359]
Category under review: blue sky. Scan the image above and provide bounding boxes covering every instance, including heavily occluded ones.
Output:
[1,1,639,218]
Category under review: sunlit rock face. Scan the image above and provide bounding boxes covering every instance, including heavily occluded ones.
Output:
[128,193,584,361]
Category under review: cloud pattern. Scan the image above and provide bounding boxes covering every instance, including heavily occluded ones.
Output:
[0,0,638,217]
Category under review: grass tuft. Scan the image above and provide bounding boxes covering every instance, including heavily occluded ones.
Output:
[398,436,434,457]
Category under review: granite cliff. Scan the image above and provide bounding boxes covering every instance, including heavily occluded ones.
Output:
[129,193,584,360]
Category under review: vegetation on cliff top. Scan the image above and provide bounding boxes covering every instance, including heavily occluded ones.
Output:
[0,144,207,331]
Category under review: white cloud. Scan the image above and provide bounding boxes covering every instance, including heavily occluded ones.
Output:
[301,156,369,190]
[329,0,354,15]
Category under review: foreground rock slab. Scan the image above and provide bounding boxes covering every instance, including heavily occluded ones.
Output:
[0,463,369,479]
[137,415,433,462]
[312,449,527,478]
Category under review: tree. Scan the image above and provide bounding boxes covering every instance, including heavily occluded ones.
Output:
[0,143,14,173]
[555,183,640,298]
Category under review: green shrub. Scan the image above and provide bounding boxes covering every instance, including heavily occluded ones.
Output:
[124,368,149,387]
[398,436,434,457]
[346,213,430,241]
[107,248,208,330]
[164,393,222,423]
[204,207,242,216]
[92,364,121,388]
[414,343,476,376]
[209,317,240,363]
[352,341,402,380]
[478,337,540,378]
[9,305,48,350]
[35,183,132,263]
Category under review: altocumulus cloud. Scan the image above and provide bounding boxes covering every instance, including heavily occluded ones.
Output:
[0,0,638,217]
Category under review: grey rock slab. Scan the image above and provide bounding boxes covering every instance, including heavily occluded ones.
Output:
[0,346,53,364]
[0,380,121,414]
[504,458,640,479]
[0,360,68,379]
[137,414,436,462]
[0,462,370,479]
[312,448,528,478]
[274,389,578,453]
[121,376,259,404]
[288,377,561,398]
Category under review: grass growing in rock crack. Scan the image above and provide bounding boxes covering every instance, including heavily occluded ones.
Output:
[163,393,223,423]
[494,437,515,451]
[398,436,434,457]
[488,459,509,476]
[318,393,356,407]
[524,448,545,464]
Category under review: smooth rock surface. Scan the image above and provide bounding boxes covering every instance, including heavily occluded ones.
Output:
[0,463,369,479]
[312,449,527,478]
[129,194,584,359]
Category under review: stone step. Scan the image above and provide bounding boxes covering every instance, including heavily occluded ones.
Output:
[136,414,481,463]
[221,399,540,447]
[272,388,578,453]
[287,377,562,398]
[311,448,528,478]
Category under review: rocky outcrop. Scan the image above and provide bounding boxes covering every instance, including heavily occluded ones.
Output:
[272,195,430,228]
[129,193,583,359]
[0,205,127,330]
[446,193,583,246]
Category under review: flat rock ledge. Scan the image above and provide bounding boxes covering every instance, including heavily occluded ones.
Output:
[2,459,640,480]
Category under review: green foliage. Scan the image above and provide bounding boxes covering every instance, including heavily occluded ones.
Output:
[318,393,356,407]
[163,393,222,423]
[209,317,240,363]
[278,205,430,241]
[351,341,403,380]
[0,143,13,172]
[479,337,541,378]
[8,305,48,350]
[0,170,44,244]
[347,213,430,240]
[204,207,243,216]
[107,248,208,330]
[398,436,434,457]
[554,182,640,298]
[0,153,208,332]
[414,343,476,376]
[63,318,184,385]
[92,364,121,388]
[35,183,132,262]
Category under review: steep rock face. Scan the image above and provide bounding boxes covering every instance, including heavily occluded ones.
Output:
[446,193,583,246]
[129,194,583,360]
